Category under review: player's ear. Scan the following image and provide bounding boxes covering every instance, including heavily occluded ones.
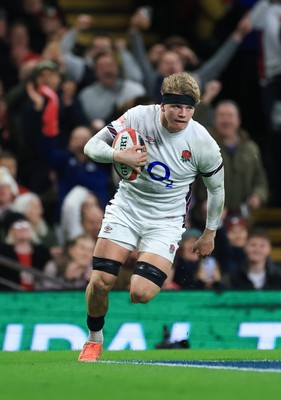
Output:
[160,104,165,112]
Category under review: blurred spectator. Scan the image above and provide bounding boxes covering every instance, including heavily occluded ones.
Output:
[213,99,269,214]
[44,126,113,222]
[0,7,8,53]
[20,59,61,194]
[191,99,269,227]
[0,150,29,194]
[229,227,281,289]
[240,0,281,205]
[193,255,224,292]
[128,7,252,102]
[5,59,41,162]
[163,228,203,290]
[78,51,146,132]
[60,13,143,90]
[80,204,104,241]
[43,234,95,290]
[0,211,53,291]
[57,77,89,148]
[0,167,18,238]
[0,79,12,151]
[3,0,65,53]
[20,59,88,193]
[1,19,41,92]
[60,185,102,244]
[39,4,65,42]
[224,215,248,273]
[11,192,62,257]
[40,39,65,74]
[193,79,223,126]
[163,34,199,70]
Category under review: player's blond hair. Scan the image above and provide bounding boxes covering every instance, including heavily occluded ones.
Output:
[161,72,201,105]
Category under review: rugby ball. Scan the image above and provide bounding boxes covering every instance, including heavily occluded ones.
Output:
[112,128,144,181]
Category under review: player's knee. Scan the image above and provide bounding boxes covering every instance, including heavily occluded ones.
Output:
[93,274,112,294]
[87,257,122,295]
[130,287,152,304]
[86,274,110,297]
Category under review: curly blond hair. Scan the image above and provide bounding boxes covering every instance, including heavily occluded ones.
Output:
[161,72,201,105]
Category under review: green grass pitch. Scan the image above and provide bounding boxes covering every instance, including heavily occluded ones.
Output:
[0,350,280,400]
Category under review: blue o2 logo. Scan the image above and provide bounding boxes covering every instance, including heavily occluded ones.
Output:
[147,161,173,188]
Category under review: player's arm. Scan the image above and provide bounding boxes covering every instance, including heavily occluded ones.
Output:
[84,125,146,171]
[192,164,225,258]
[84,126,115,163]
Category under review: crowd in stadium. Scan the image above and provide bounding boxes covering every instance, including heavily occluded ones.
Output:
[1,0,281,292]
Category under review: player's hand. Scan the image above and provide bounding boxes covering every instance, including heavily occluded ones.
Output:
[192,237,214,258]
[192,230,216,258]
[114,145,146,174]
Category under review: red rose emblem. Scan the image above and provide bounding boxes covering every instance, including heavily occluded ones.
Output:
[181,150,192,162]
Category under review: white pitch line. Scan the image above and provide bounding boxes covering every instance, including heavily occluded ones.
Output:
[99,360,281,373]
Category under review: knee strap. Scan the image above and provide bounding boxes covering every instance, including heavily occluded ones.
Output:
[93,256,122,276]
[134,261,167,288]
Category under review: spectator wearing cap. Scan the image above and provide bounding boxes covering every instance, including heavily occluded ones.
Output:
[163,228,203,290]
[224,215,248,273]
[20,60,61,194]
[39,4,65,42]
[21,59,87,197]
[0,211,53,291]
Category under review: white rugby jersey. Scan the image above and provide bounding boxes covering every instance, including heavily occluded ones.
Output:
[84,104,224,229]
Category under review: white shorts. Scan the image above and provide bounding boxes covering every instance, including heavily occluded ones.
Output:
[98,203,184,263]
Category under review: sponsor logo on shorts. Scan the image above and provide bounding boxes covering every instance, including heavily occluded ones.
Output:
[103,224,113,233]
[169,244,175,254]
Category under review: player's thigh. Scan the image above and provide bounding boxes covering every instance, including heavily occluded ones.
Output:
[94,237,132,264]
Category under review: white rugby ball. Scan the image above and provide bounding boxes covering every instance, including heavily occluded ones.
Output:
[112,128,144,181]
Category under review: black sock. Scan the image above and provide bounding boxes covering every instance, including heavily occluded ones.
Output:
[87,314,105,332]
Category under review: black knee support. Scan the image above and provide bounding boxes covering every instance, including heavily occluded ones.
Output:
[93,256,122,276]
[133,261,167,288]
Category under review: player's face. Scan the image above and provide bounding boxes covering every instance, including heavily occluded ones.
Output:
[161,104,195,132]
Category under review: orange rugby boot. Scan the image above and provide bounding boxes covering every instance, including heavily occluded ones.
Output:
[78,341,103,362]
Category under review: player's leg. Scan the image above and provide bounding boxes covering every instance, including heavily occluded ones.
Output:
[130,223,182,303]
[78,238,131,362]
[86,237,131,329]
[130,253,172,303]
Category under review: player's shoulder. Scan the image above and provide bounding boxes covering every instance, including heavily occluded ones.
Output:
[128,104,160,116]
[189,119,217,143]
